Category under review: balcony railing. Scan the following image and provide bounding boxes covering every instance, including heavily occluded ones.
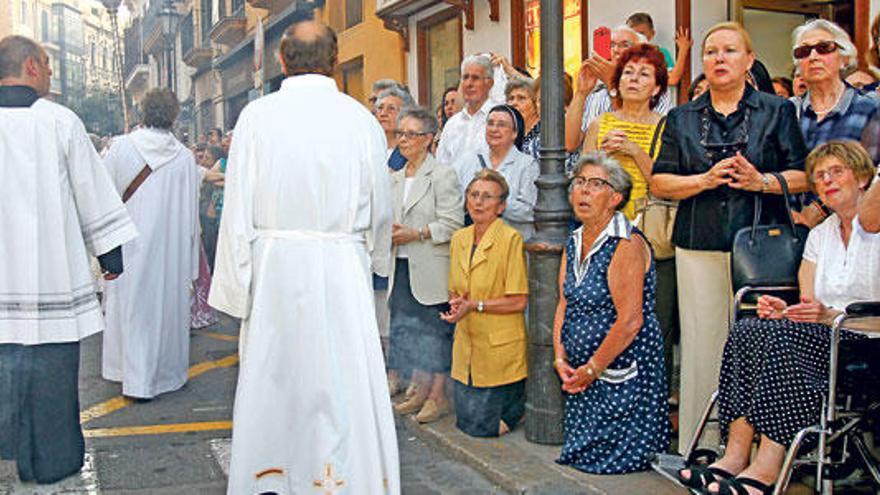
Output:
[123,18,149,82]
[209,5,246,46]
[181,11,213,69]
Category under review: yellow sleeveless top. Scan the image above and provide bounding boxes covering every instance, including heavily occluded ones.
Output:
[595,112,660,219]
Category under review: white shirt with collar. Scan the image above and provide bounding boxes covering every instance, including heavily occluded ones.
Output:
[803,213,880,311]
[571,211,633,287]
[436,98,496,178]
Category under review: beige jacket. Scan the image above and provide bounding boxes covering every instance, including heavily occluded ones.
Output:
[389,154,463,305]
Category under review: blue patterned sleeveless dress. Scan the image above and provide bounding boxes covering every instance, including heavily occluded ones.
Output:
[556,224,669,474]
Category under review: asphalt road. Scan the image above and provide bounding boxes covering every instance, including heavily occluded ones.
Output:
[0,314,499,494]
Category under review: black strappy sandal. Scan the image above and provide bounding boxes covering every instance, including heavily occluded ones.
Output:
[677,464,736,492]
[706,476,775,495]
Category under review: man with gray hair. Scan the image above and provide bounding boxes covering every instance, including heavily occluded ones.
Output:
[436,54,505,181]
[208,17,399,494]
[0,34,137,484]
[564,24,672,152]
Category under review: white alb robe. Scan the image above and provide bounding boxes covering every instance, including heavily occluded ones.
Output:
[0,99,137,345]
[208,74,399,495]
[101,128,200,398]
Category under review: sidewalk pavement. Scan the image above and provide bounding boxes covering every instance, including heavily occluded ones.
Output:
[397,412,685,495]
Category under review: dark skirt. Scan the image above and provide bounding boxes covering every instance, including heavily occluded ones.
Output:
[0,342,84,483]
[454,378,526,438]
[387,259,454,373]
[718,317,870,447]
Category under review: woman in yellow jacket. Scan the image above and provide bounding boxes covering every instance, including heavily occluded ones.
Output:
[441,168,529,437]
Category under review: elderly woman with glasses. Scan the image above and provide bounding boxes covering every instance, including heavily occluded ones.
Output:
[386,107,463,423]
[789,19,880,228]
[441,169,529,438]
[651,22,808,451]
[458,104,539,240]
[681,140,880,495]
[375,87,415,172]
[553,153,668,474]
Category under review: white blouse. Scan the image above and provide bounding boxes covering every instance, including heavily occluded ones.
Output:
[803,213,880,311]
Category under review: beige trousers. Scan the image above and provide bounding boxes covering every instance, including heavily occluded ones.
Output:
[676,247,733,454]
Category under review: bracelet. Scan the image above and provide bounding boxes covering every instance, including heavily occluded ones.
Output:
[585,359,599,378]
[553,357,566,370]
[417,227,425,241]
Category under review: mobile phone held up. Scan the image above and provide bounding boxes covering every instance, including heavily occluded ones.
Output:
[593,26,611,60]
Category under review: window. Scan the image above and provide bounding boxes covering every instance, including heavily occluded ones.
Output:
[417,9,462,109]
[41,11,49,40]
[339,56,364,102]
[521,0,583,77]
[20,0,28,25]
[103,47,108,70]
[91,43,96,67]
[345,0,362,29]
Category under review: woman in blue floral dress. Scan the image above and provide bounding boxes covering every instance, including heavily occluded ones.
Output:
[553,153,669,474]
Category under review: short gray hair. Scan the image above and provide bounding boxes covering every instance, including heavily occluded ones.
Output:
[504,77,536,102]
[372,79,401,94]
[461,53,493,78]
[612,24,648,44]
[0,35,43,79]
[792,19,857,73]
[570,152,632,210]
[397,106,439,135]
[376,86,415,109]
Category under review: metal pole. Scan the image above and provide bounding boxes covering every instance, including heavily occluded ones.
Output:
[107,7,129,132]
[524,0,569,445]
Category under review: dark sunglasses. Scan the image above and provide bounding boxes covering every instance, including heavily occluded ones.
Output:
[793,40,840,60]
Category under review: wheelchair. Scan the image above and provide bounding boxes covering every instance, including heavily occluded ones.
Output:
[652,286,880,494]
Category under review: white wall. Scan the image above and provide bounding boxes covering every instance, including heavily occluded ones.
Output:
[463,0,511,60]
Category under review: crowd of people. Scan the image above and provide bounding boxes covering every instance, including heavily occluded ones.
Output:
[4,8,880,494]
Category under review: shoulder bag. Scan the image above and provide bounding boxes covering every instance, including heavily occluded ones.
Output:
[635,116,677,260]
[730,172,810,292]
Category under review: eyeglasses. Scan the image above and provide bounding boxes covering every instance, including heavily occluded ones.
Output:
[812,165,848,183]
[571,176,613,192]
[793,40,840,59]
[467,191,502,202]
[394,130,430,139]
[486,119,513,130]
[375,104,401,114]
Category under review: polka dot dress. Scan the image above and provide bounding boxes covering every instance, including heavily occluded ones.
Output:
[718,317,864,446]
[556,232,670,474]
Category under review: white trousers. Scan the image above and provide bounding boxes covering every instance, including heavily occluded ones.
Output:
[676,247,733,453]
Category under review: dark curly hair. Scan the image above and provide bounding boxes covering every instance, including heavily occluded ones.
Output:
[611,44,668,109]
[141,88,179,129]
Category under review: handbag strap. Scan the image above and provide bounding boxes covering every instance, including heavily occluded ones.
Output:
[649,116,667,159]
[477,154,488,169]
[749,172,799,241]
[122,165,152,203]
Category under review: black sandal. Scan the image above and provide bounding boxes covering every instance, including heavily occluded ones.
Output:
[677,464,735,491]
[706,476,775,495]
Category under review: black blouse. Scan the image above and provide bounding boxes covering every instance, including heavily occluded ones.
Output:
[652,85,807,251]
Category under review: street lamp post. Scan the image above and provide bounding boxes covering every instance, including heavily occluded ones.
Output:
[100,0,129,131]
[524,0,569,445]
[158,0,180,91]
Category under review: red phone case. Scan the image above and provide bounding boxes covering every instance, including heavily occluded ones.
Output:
[593,27,611,60]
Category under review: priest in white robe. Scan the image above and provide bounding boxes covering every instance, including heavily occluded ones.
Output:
[0,36,137,483]
[209,19,399,495]
[102,88,200,399]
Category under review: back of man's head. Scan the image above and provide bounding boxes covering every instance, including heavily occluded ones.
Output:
[279,18,337,77]
[0,35,43,80]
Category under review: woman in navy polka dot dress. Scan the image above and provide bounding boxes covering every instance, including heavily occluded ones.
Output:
[553,154,669,475]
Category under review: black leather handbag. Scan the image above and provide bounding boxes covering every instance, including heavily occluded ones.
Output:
[731,172,810,292]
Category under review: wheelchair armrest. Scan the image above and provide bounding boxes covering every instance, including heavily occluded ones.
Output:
[845,301,880,317]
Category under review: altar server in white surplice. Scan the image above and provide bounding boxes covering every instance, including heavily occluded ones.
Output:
[102,88,200,400]
[208,19,399,495]
[0,36,137,484]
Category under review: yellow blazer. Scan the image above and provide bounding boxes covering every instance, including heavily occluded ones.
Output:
[448,218,528,388]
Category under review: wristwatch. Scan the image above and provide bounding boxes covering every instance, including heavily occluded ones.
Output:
[760,174,770,193]
[477,300,485,313]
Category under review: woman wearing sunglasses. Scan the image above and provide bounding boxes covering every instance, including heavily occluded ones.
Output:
[650,22,809,466]
[790,19,880,228]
